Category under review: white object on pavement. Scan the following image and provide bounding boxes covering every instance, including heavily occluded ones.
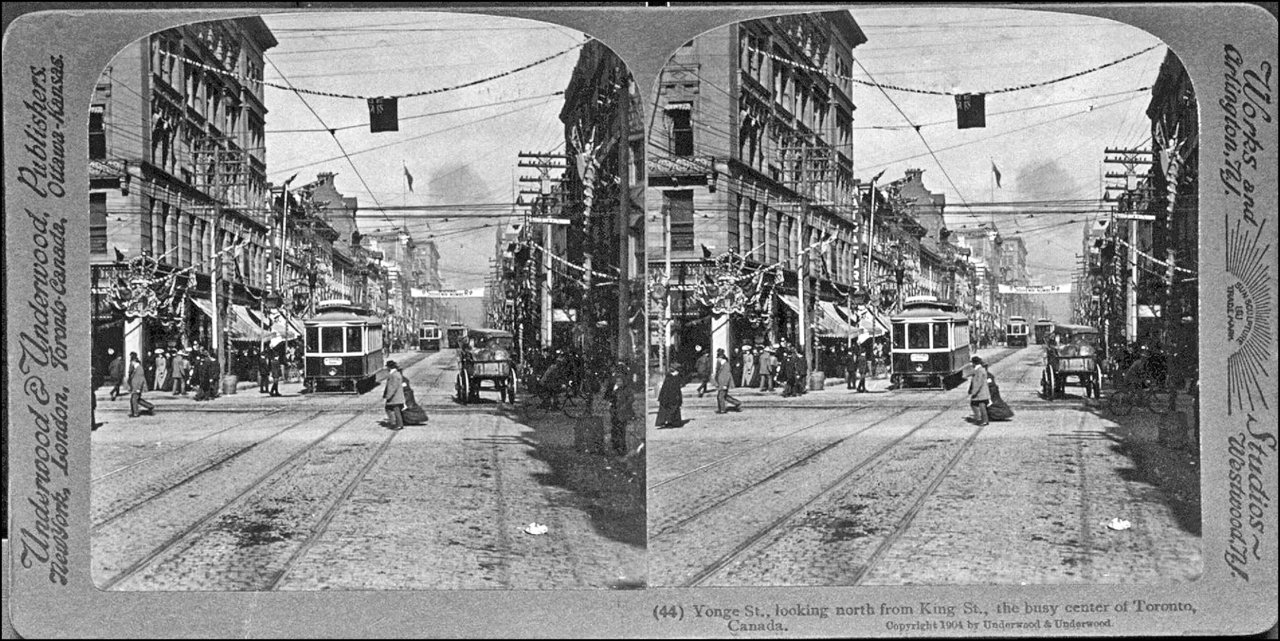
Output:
[1105,518,1132,531]
[524,522,548,535]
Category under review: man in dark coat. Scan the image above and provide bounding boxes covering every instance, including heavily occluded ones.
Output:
[656,367,684,428]
[269,353,284,397]
[693,345,711,398]
[258,350,271,394]
[779,346,796,397]
[713,349,741,414]
[127,352,154,417]
[107,349,125,401]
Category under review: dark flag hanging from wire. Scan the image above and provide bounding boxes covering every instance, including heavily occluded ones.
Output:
[404,165,414,192]
[956,93,986,129]
[368,97,399,133]
[991,161,1002,188]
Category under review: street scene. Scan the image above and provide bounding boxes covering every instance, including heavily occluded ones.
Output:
[88,12,645,590]
[647,8,1201,586]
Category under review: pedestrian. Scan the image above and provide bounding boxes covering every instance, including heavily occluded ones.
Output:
[107,349,124,401]
[171,350,188,395]
[987,372,1014,421]
[757,346,774,392]
[258,349,271,394]
[742,346,757,389]
[792,347,809,396]
[779,346,796,397]
[127,352,155,417]
[383,360,405,430]
[153,349,169,392]
[731,347,744,388]
[269,353,283,397]
[843,346,857,390]
[853,346,868,392]
[713,349,741,414]
[967,355,990,426]
[694,345,711,398]
[656,366,685,428]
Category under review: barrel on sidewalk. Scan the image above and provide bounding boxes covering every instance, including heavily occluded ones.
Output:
[221,375,239,395]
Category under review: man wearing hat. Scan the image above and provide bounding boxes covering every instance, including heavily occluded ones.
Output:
[383,360,405,430]
[713,348,742,414]
[967,355,990,426]
[107,348,124,401]
[171,349,188,395]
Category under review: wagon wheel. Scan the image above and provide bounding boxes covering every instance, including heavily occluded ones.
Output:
[456,371,470,404]
[503,372,518,404]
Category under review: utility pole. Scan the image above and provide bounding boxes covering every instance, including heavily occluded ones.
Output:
[1104,147,1153,345]
[782,132,837,382]
[517,151,568,351]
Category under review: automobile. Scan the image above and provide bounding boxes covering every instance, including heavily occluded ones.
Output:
[455,327,517,404]
[1040,323,1103,399]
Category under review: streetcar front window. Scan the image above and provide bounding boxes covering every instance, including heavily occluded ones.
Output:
[321,327,344,353]
[893,324,906,350]
[346,327,362,353]
[306,327,319,353]
[907,323,930,350]
[932,323,949,349]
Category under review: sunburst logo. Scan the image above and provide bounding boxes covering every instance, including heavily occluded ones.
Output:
[1226,218,1274,415]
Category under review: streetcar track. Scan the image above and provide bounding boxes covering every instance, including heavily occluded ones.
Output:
[92,410,333,529]
[851,423,987,584]
[487,414,514,588]
[93,408,294,483]
[99,413,367,590]
[265,427,402,591]
[650,403,877,489]
[1072,411,1095,581]
[681,403,960,587]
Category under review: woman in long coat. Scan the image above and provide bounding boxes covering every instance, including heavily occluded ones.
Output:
[655,367,684,428]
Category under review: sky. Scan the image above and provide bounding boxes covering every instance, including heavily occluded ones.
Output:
[259,11,586,292]
[254,8,1169,323]
[844,7,1168,320]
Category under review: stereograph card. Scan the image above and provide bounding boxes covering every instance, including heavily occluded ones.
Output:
[3,3,1277,638]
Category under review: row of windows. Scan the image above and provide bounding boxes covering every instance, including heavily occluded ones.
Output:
[893,322,971,351]
[306,325,384,355]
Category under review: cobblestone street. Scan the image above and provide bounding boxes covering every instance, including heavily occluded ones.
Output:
[91,349,646,591]
[647,345,1201,587]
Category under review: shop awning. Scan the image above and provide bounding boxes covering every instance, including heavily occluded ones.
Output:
[191,297,215,319]
[815,301,859,338]
[228,304,268,341]
[778,294,802,315]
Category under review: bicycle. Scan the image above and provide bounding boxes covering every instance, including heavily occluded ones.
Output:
[1106,378,1173,416]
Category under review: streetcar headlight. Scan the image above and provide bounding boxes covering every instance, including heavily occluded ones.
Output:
[914,364,923,372]
[328,368,337,376]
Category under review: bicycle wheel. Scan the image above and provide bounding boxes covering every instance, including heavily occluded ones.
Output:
[1107,389,1133,416]
[562,391,592,418]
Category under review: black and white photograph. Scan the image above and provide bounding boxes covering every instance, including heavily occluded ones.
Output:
[2,3,1276,639]
[646,8,1208,588]
[80,11,645,592]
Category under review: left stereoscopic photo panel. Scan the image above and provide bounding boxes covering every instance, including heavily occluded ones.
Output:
[83,11,646,591]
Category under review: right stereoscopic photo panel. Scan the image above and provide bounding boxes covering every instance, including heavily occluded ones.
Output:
[645,8,1201,587]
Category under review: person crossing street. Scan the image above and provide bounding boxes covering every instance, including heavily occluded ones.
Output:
[382,360,405,430]
[127,352,155,417]
[713,348,742,414]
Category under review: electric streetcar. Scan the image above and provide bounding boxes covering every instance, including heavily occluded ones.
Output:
[1033,318,1056,345]
[419,319,442,351]
[445,322,468,349]
[1005,316,1029,347]
[889,296,972,389]
[303,299,385,393]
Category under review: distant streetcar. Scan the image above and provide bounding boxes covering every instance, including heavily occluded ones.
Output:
[1033,318,1055,345]
[1006,316,1029,347]
[419,319,442,351]
[303,299,385,393]
[445,322,467,349]
[890,296,972,389]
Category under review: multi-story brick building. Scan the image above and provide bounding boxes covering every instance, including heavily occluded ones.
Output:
[647,12,868,371]
[89,18,277,382]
